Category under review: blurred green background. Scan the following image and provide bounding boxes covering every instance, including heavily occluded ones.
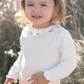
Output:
[0,0,84,84]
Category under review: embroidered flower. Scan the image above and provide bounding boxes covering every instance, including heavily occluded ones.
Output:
[37,33,40,35]
[48,30,54,32]
[57,25,59,28]
[30,32,33,34]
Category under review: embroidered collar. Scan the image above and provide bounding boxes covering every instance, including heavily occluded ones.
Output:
[25,24,60,36]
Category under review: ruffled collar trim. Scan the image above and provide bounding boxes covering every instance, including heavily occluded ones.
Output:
[25,24,60,36]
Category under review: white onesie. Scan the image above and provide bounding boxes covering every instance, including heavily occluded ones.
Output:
[6,24,77,84]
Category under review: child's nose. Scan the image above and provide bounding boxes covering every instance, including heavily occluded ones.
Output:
[33,8,40,13]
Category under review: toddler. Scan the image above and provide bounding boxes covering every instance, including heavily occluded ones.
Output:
[4,0,77,84]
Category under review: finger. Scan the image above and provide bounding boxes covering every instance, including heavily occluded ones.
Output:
[31,73,38,77]
[4,81,7,84]
[8,80,14,84]
[4,79,9,84]
[4,80,11,84]
[31,80,37,84]
[27,76,36,82]
[8,82,11,84]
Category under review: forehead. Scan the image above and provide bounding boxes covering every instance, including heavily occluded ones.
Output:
[25,0,54,4]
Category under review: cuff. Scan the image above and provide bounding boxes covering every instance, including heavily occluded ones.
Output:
[6,73,19,83]
[42,70,54,84]
[42,70,60,84]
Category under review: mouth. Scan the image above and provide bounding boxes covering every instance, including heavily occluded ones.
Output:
[32,15,42,19]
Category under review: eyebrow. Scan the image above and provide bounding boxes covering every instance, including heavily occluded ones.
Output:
[41,2,49,4]
[27,1,32,3]
[27,1,49,4]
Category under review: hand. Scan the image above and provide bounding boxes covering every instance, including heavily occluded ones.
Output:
[27,72,50,84]
[4,78,14,84]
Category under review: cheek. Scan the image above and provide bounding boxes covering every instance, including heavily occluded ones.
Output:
[25,8,31,16]
[43,10,53,19]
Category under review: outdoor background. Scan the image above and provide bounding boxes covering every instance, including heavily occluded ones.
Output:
[0,0,84,84]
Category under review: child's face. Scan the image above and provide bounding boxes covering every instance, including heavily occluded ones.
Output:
[25,0,55,28]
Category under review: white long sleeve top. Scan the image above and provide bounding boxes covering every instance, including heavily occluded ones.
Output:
[6,24,77,84]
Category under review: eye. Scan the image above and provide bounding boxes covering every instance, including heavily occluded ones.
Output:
[27,4,34,6]
[41,4,47,6]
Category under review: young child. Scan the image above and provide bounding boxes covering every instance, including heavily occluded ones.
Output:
[4,0,77,84]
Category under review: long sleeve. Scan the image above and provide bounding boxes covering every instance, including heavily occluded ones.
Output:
[43,30,77,82]
[6,35,23,82]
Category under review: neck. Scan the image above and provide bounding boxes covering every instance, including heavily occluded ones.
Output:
[33,22,52,29]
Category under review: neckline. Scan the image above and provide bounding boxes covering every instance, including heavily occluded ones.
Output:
[31,24,53,30]
[28,24,60,36]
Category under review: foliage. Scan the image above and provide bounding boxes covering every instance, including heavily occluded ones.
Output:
[0,0,21,84]
[64,0,84,39]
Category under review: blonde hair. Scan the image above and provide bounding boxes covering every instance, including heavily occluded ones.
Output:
[15,0,66,27]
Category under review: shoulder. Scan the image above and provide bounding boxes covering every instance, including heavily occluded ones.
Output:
[56,25,74,46]
[20,25,30,37]
[53,25,74,49]
[55,24,69,34]
[20,25,31,44]
[53,24,73,44]
[22,25,30,32]
[52,24,71,38]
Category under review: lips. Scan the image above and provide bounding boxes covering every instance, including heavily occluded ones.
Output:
[32,15,42,19]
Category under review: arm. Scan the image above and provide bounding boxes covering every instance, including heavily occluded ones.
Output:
[6,51,23,82]
[26,30,77,84]
[43,30,77,82]
[6,35,23,82]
